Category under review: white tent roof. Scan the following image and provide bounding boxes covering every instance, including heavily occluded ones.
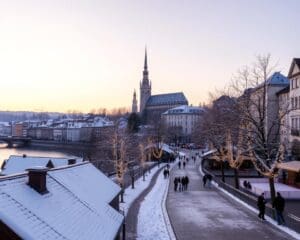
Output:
[277,161,300,172]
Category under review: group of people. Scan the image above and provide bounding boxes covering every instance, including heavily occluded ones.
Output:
[202,173,213,188]
[174,176,190,191]
[257,192,286,225]
[178,161,186,169]
[243,180,252,190]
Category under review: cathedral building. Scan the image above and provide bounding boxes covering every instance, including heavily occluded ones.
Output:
[132,49,188,123]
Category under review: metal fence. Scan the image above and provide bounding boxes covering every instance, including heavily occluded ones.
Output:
[202,167,300,233]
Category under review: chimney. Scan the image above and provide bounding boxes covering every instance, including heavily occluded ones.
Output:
[68,159,76,165]
[27,167,48,194]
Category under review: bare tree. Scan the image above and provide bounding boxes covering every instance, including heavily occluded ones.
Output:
[231,54,288,201]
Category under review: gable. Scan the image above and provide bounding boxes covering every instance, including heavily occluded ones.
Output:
[288,58,300,78]
[292,64,300,76]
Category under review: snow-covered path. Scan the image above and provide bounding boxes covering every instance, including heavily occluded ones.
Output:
[136,168,175,240]
[120,164,165,215]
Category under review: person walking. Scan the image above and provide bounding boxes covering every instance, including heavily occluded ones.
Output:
[257,192,266,221]
[273,192,286,225]
[178,161,181,169]
[207,174,212,188]
[174,177,178,192]
[202,175,207,187]
[181,176,186,191]
[185,176,189,190]
[178,177,182,192]
[183,161,186,169]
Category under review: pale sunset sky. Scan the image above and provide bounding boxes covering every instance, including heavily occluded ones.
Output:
[0,0,299,112]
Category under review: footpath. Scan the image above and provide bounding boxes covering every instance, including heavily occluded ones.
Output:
[166,154,297,240]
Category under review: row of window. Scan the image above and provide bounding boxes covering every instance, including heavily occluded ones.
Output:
[291,97,300,109]
[291,78,299,89]
[291,117,300,129]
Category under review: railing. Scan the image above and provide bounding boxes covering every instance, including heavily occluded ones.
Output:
[202,164,300,234]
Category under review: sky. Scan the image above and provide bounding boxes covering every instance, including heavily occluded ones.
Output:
[0,0,299,113]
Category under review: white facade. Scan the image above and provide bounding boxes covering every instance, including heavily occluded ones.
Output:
[162,105,204,136]
[66,128,81,142]
[288,59,300,144]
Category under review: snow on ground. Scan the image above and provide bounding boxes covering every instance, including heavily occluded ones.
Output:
[120,163,166,215]
[199,154,300,240]
[136,165,175,240]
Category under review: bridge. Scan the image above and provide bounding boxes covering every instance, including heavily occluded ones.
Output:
[0,136,32,147]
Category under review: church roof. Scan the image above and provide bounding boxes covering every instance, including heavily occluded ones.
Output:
[146,92,188,107]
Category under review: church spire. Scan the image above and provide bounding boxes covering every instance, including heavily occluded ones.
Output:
[144,47,148,70]
[132,89,138,113]
[140,47,151,113]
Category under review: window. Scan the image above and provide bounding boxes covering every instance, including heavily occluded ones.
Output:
[292,79,294,89]
[296,97,298,109]
[292,98,294,109]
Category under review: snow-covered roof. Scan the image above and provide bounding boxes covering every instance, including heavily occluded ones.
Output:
[1,155,83,175]
[145,143,175,154]
[0,162,123,240]
[255,72,289,89]
[162,105,205,115]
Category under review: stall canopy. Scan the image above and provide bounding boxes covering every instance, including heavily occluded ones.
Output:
[277,161,300,173]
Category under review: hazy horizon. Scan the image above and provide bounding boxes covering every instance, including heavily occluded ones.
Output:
[0,0,299,112]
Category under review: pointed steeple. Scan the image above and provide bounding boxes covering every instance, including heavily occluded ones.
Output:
[132,89,138,113]
[140,47,151,113]
[144,47,148,70]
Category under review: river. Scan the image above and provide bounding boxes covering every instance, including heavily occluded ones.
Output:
[0,143,75,168]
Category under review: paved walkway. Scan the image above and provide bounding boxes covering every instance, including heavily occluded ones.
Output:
[166,153,296,240]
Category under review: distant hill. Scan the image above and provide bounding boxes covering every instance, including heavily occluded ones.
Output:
[0,111,64,122]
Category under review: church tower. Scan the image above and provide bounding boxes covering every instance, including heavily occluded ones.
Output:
[140,48,151,113]
[132,89,138,113]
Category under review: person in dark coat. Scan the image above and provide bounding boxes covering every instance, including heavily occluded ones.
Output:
[178,177,182,192]
[202,175,207,187]
[185,176,189,190]
[273,192,285,225]
[174,177,178,191]
[178,161,181,169]
[257,192,266,220]
[206,174,212,188]
[181,177,186,191]
[183,161,186,169]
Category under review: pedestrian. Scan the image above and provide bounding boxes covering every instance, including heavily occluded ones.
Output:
[193,156,196,164]
[178,177,182,191]
[202,175,207,187]
[181,176,186,191]
[273,192,285,225]
[166,169,170,178]
[257,192,266,221]
[178,161,181,169]
[185,176,189,190]
[207,174,212,188]
[183,161,186,169]
[163,169,167,179]
[174,177,178,192]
